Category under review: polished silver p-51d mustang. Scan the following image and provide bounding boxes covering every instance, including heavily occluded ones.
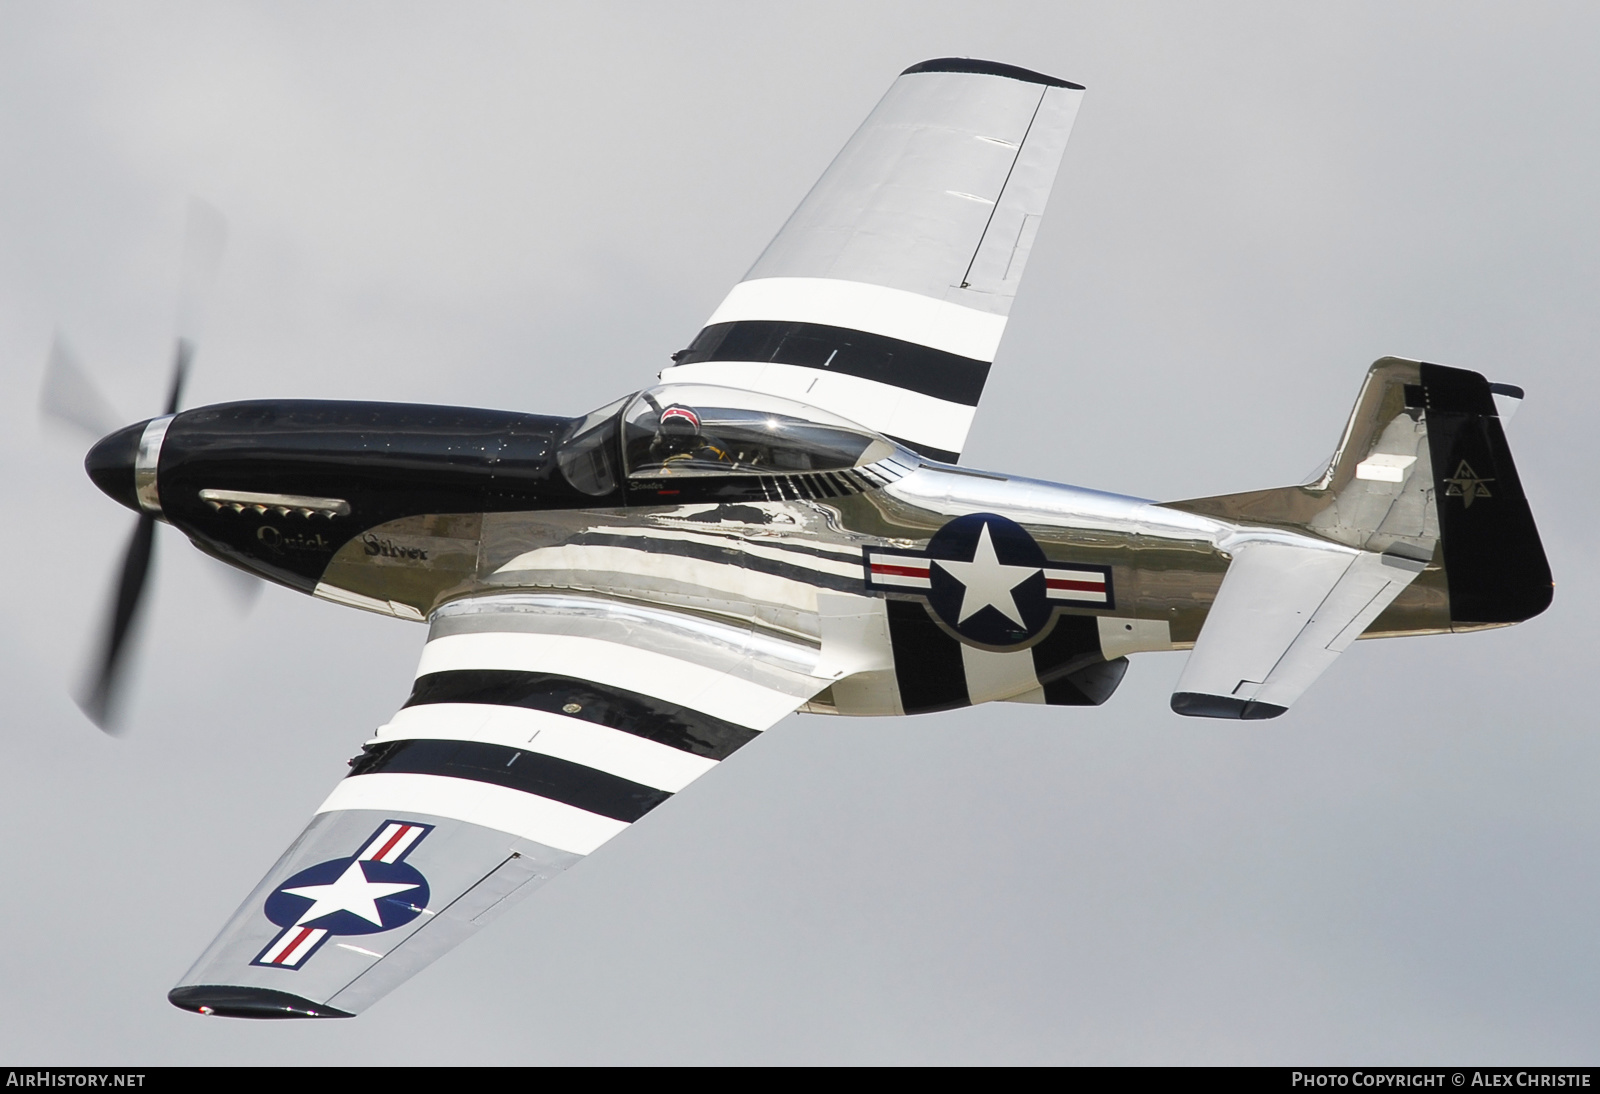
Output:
[80,59,1551,1018]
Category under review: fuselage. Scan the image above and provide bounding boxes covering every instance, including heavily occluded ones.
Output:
[85,389,1456,716]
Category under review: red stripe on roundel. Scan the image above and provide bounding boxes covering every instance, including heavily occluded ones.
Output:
[872,563,930,578]
[278,926,316,964]
[1046,579,1104,592]
[370,825,412,863]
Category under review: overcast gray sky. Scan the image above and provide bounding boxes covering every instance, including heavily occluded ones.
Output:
[3,1,1598,1065]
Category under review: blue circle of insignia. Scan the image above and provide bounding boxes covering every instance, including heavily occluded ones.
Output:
[263,857,431,936]
[924,512,1052,647]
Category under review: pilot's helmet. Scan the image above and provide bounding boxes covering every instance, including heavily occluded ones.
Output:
[659,405,702,438]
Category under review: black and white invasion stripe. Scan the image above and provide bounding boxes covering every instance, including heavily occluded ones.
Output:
[660,277,1009,464]
[657,64,1084,463]
[316,595,827,857]
[885,603,1121,713]
[489,522,918,618]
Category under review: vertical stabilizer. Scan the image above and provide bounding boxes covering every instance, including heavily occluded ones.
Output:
[1169,357,1552,629]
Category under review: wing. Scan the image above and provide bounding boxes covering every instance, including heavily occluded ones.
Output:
[169,593,832,1018]
[661,59,1085,463]
[1170,542,1428,720]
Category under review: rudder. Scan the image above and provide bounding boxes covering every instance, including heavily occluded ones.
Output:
[1413,362,1551,623]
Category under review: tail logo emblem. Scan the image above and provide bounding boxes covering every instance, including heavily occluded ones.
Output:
[1445,460,1494,508]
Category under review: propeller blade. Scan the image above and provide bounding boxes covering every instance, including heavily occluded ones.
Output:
[175,198,227,345]
[165,338,193,416]
[206,553,263,614]
[40,333,122,440]
[77,513,157,733]
[72,199,230,732]
[163,198,225,418]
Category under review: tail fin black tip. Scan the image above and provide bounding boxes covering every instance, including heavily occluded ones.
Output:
[1418,363,1553,625]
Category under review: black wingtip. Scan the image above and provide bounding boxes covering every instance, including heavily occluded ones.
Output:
[901,58,1084,90]
[1171,692,1287,720]
[169,985,354,1019]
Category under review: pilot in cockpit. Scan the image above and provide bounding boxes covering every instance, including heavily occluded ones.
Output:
[650,404,731,468]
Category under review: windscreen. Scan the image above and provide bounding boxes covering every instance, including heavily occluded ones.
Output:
[556,396,627,496]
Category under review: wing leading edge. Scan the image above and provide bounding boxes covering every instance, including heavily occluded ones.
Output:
[662,58,1085,463]
[170,594,832,1018]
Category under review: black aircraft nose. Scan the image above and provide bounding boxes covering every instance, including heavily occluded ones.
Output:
[85,420,149,514]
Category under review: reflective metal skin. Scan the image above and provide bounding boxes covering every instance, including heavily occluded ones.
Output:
[87,366,1547,705]
[76,58,1551,1020]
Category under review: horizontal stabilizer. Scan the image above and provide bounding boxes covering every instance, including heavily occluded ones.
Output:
[1171,541,1426,719]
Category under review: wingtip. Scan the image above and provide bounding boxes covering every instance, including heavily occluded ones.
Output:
[168,985,355,1019]
[900,58,1084,90]
[1170,692,1287,720]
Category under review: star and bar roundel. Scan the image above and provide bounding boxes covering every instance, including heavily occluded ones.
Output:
[253,820,434,970]
[864,513,1113,648]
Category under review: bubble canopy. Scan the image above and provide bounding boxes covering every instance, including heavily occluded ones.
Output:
[619,384,896,479]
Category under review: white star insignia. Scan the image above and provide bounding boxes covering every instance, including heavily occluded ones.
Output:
[933,522,1040,627]
[282,859,420,927]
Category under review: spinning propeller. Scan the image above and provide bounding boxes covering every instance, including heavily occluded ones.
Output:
[42,200,254,732]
